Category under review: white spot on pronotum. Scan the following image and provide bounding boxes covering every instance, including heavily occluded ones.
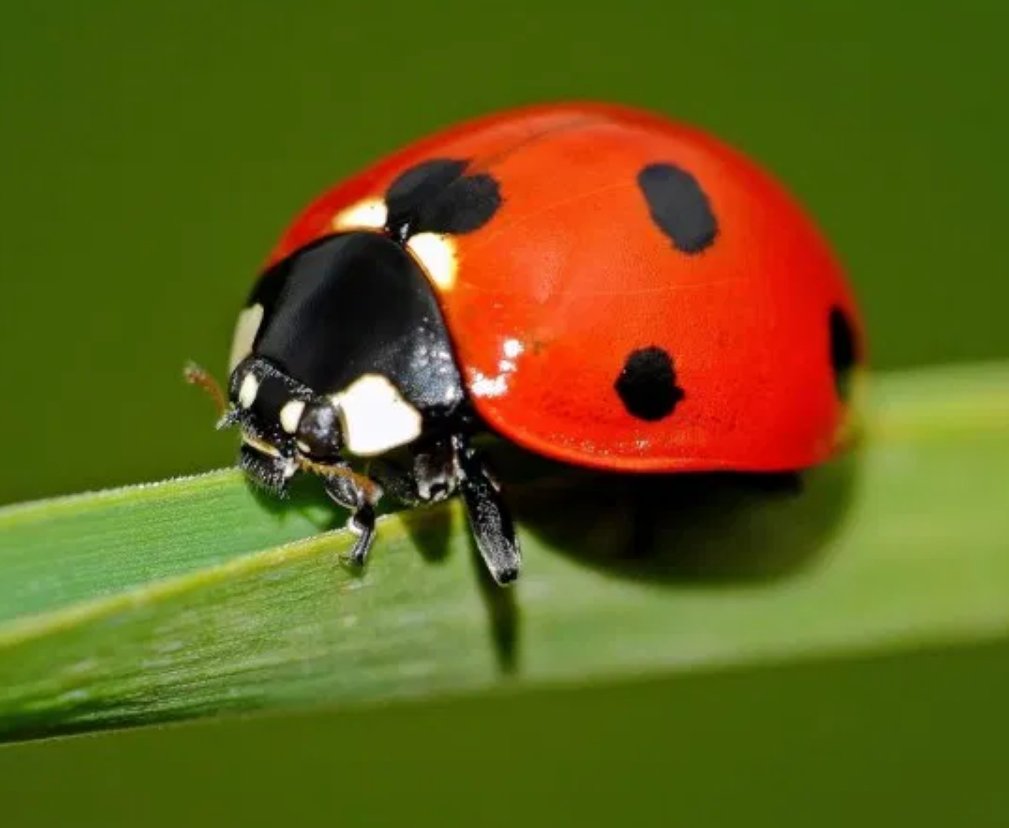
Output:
[279,399,305,434]
[332,198,388,232]
[407,232,458,290]
[469,337,525,399]
[238,373,259,408]
[332,374,423,456]
[229,304,265,371]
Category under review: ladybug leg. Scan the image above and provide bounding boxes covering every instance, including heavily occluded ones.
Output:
[322,470,381,565]
[452,434,521,585]
[346,503,377,565]
[370,439,456,507]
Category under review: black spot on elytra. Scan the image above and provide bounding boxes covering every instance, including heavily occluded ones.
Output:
[385,158,501,240]
[614,347,685,421]
[637,163,718,254]
[829,306,859,399]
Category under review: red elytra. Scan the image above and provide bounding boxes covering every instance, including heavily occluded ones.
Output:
[266,102,863,473]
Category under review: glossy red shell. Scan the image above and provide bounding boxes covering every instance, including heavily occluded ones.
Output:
[266,103,863,473]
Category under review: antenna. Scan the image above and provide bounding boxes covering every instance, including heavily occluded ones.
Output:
[184,361,228,419]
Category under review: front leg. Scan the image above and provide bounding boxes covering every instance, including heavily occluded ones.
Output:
[358,436,521,584]
[370,439,457,507]
[452,434,521,585]
[321,467,382,565]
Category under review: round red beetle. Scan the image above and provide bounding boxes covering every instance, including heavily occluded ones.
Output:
[216,103,863,585]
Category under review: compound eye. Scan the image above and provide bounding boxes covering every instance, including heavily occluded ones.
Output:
[295,401,342,459]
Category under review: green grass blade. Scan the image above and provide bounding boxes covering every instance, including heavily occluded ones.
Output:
[0,362,1007,740]
[0,471,334,623]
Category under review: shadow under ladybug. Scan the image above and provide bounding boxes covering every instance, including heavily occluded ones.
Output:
[511,454,860,584]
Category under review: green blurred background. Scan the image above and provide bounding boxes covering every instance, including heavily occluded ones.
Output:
[1,0,1006,504]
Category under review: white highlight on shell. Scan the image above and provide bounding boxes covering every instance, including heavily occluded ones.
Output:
[332,198,388,231]
[238,372,260,409]
[407,232,458,290]
[279,399,306,434]
[332,374,423,456]
[502,338,523,360]
[470,372,508,398]
[469,338,525,399]
[229,304,264,372]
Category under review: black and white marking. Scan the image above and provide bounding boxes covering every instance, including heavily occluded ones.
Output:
[250,233,465,419]
[328,158,503,292]
[332,373,423,457]
[385,158,502,240]
[332,198,388,232]
[229,304,265,371]
[222,164,521,583]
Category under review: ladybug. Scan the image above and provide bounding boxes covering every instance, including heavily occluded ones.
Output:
[214,103,863,585]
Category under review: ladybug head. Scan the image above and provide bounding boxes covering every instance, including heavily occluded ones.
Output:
[224,355,344,494]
